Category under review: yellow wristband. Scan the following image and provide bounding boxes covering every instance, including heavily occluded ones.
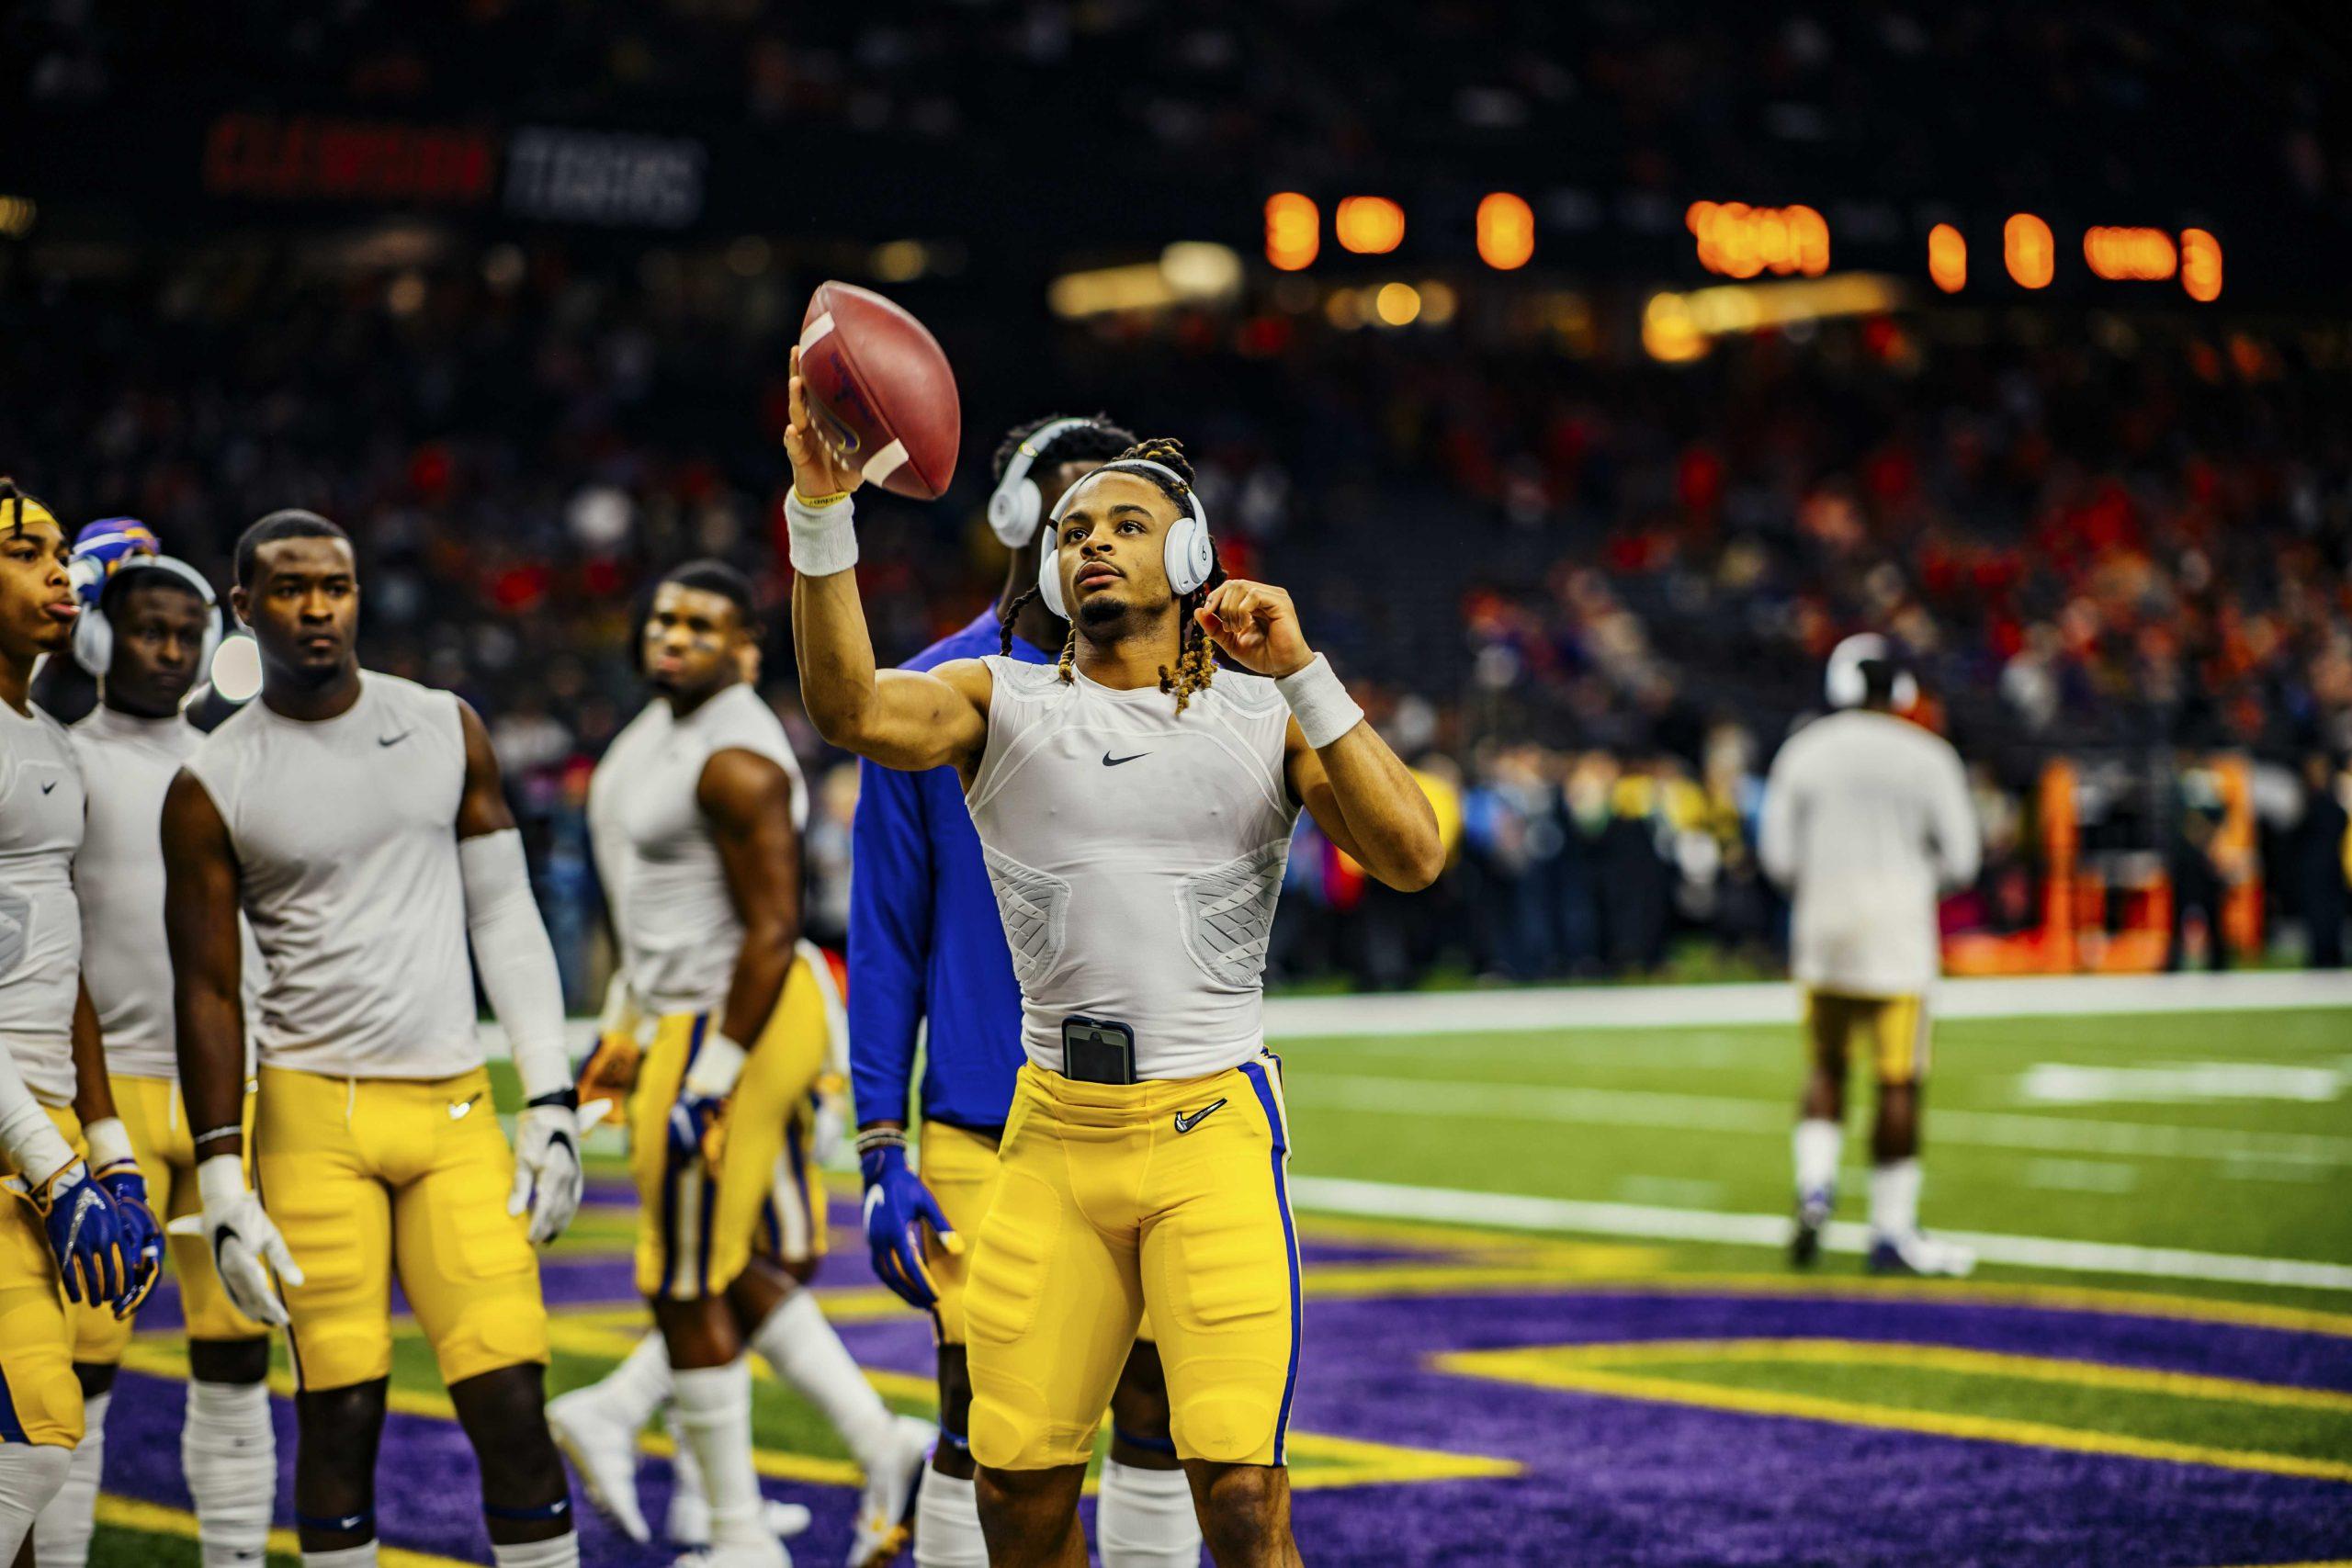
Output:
[793,487,851,509]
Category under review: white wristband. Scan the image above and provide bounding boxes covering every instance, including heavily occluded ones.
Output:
[682,1032,750,1100]
[1275,653,1365,749]
[786,490,859,578]
[83,1116,134,1172]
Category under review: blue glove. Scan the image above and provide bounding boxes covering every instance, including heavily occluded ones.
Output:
[31,1161,130,1309]
[859,1140,960,1311]
[92,1161,164,1317]
[666,1089,727,1169]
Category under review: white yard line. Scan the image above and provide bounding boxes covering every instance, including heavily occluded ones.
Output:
[1262,970,2352,1039]
[1286,1175,2352,1292]
[1287,1073,2352,1168]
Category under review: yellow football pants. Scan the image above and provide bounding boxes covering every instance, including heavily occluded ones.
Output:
[631,955,831,1301]
[254,1065,548,1392]
[0,1108,81,1449]
[966,1055,1299,1471]
[1805,988,1932,1085]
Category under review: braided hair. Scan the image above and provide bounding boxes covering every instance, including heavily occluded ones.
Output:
[996,413,1139,657]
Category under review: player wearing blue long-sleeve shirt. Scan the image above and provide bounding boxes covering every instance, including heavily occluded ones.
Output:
[850,415,1204,1568]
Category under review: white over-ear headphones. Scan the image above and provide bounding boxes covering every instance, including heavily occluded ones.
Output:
[1039,458,1215,620]
[1825,632,1917,711]
[986,417,1097,548]
[74,555,224,681]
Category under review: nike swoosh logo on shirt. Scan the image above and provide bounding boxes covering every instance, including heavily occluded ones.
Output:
[1172,1099,1227,1134]
[40,781,55,794]
[378,730,413,748]
[1102,751,1149,767]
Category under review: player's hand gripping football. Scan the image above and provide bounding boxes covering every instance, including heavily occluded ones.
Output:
[785,345,865,502]
[509,1093,584,1246]
[195,1155,304,1328]
[859,1137,963,1311]
[1196,580,1315,679]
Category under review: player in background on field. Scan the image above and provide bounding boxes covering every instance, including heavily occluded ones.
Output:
[0,480,153,1563]
[1759,635,1983,1277]
[165,509,585,1568]
[786,346,1442,1566]
[39,544,277,1568]
[550,560,929,1568]
[851,414,1206,1568]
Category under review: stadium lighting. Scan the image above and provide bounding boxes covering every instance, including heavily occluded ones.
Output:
[1644,274,1907,363]
[2004,213,2054,288]
[1476,192,1535,270]
[2181,229,2223,301]
[1374,282,1422,326]
[1263,192,1319,271]
[2082,227,2177,282]
[209,632,262,704]
[1335,197,1406,255]
[1687,201,1829,279]
[1928,224,1966,293]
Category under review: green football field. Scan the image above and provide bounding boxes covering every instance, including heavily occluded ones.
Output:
[87,991,2352,1564]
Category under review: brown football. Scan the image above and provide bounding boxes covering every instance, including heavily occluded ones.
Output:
[797,281,961,500]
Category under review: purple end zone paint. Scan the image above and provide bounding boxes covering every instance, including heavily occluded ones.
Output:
[90,1258,2352,1564]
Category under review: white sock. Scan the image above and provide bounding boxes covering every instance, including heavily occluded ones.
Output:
[490,1536,581,1567]
[1870,1157,1923,1237]
[1793,1119,1843,1201]
[185,1377,277,1568]
[1096,1457,1202,1568]
[911,1469,989,1568]
[751,1291,894,1471]
[582,1331,675,1435]
[670,1362,771,1552]
[301,1546,378,1568]
[0,1444,72,1562]
[32,1388,107,1568]
[662,1400,707,1515]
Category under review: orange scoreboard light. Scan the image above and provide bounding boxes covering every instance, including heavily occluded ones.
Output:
[1687,201,1829,278]
[2181,228,2223,301]
[1335,196,1407,254]
[1476,192,1535,270]
[2004,213,2055,288]
[2083,226,2178,281]
[1263,192,1319,272]
[1928,223,1966,293]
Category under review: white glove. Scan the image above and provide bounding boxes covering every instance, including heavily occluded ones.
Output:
[196,1155,302,1328]
[507,1096,583,1246]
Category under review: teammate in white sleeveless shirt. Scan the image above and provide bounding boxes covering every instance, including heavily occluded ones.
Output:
[551,560,926,1568]
[38,554,277,1568]
[0,483,152,1563]
[1760,635,1983,1278]
[164,510,584,1568]
[782,360,1442,1568]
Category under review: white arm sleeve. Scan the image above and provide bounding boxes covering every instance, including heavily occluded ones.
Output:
[458,829,571,1101]
[1929,745,1983,890]
[0,1046,75,1186]
[1758,752,1802,890]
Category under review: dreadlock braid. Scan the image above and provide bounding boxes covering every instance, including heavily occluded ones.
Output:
[999,582,1045,658]
[1057,623,1079,683]
[1158,563,1227,716]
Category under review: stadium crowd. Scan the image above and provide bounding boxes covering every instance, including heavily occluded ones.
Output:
[5,243,2348,992]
